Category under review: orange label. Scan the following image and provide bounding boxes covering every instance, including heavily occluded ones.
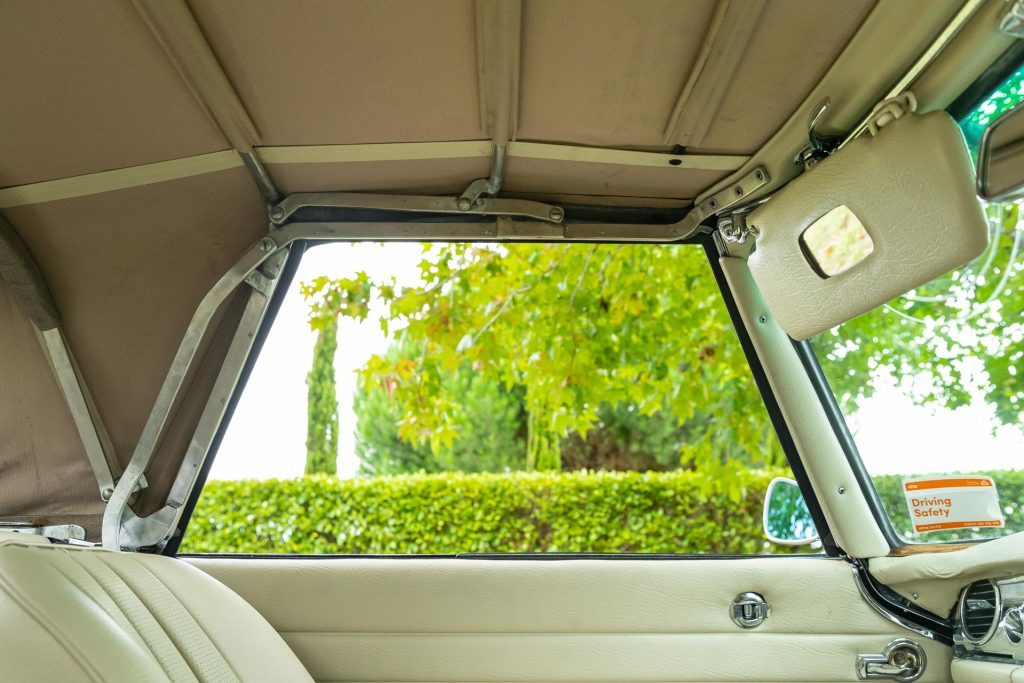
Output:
[902,475,1002,534]
[904,477,994,492]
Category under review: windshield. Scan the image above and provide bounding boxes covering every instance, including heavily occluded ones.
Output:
[811,64,1024,544]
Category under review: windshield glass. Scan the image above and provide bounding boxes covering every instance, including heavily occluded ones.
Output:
[811,64,1024,544]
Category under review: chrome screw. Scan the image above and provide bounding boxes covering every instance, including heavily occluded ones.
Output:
[270,207,285,222]
[758,314,768,324]
[838,486,846,494]
[259,238,275,253]
[549,207,565,222]
[734,186,744,197]
[457,197,472,211]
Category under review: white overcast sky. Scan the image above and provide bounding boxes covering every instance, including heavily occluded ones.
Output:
[208,242,1022,481]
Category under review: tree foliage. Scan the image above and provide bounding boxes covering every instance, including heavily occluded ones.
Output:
[300,273,376,475]
[304,318,339,475]
[299,71,1024,485]
[304,243,785,489]
[815,69,1024,422]
[355,340,527,475]
[816,201,1023,424]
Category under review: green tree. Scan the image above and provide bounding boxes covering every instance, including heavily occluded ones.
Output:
[354,340,527,475]
[305,318,339,475]
[320,243,783,492]
[301,273,374,475]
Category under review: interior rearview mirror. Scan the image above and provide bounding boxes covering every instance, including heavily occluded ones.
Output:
[747,107,989,340]
[763,477,819,546]
[978,100,1024,202]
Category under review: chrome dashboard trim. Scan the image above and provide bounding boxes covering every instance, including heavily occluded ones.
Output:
[851,563,939,642]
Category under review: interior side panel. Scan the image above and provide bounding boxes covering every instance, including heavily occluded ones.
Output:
[189,556,952,682]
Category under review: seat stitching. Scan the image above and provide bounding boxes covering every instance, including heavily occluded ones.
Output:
[52,553,140,637]
[0,554,102,682]
[95,552,238,682]
[68,550,191,680]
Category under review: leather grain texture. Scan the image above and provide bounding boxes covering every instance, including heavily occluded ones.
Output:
[0,532,312,682]
[190,555,953,682]
[951,659,1024,683]
[870,532,1024,617]
[747,111,988,340]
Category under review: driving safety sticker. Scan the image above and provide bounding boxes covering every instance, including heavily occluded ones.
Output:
[902,476,1004,533]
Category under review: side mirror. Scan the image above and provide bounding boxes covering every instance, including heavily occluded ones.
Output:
[763,477,819,546]
[978,100,1024,202]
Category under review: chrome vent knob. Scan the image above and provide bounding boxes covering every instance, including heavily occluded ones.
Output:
[960,580,1001,644]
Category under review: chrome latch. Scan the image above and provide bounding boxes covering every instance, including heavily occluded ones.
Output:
[857,639,926,681]
[730,592,770,629]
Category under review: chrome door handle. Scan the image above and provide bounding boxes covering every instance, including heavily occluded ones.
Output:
[730,592,770,628]
[857,639,926,681]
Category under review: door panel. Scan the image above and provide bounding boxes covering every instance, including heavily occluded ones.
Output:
[189,556,952,683]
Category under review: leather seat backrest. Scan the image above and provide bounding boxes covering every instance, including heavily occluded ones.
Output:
[0,532,312,682]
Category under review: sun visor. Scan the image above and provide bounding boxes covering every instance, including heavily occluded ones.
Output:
[746,107,989,340]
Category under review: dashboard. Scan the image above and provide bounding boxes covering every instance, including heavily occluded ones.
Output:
[956,578,1024,664]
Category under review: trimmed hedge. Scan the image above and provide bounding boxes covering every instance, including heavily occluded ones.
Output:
[179,468,1024,555]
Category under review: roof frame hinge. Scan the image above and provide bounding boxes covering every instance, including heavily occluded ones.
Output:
[457,144,507,210]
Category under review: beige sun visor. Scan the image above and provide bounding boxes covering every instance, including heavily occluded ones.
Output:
[746,105,989,340]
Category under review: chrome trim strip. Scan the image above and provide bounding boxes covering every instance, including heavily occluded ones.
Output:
[851,564,938,641]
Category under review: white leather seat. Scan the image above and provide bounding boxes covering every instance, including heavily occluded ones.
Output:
[0,531,312,682]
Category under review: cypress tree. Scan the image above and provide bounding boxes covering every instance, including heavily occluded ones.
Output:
[305,317,339,475]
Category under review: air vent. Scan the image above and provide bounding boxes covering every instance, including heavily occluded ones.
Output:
[960,580,1001,644]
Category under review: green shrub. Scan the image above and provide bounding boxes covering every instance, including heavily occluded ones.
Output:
[179,468,1023,555]
[181,469,797,555]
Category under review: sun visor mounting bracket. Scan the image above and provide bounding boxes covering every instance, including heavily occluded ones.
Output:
[794,97,843,170]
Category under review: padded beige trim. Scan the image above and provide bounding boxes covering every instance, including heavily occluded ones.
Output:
[869,533,1024,617]
[0,151,241,208]
[746,110,988,340]
[257,141,492,164]
[0,532,312,681]
[508,141,747,170]
[131,0,261,152]
[191,556,952,683]
[951,659,1024,682]
[719,256,890,558]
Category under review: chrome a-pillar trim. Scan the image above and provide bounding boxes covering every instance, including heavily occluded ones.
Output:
[850,561,949,644]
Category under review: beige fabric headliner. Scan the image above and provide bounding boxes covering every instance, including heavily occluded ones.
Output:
[1,0,988,541]
[0,1,227,187]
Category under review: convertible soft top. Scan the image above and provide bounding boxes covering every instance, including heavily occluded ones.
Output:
[0,0,1001,540]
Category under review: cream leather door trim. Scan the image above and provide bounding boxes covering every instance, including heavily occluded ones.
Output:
[951,659,1024,682]
[189,556,952,682]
